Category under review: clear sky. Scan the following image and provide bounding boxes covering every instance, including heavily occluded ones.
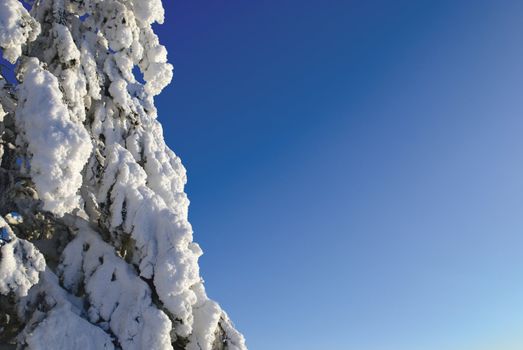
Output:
[154,1,523,349]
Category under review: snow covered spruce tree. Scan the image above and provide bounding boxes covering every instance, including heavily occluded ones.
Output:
[0,1,246,349]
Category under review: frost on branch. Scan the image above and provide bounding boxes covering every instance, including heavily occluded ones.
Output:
[0,0,245,349]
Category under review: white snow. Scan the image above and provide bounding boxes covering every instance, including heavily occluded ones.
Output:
[0,102,5,122]
[24,304,115,350]
[99,1,136,52]
[130,0,165,25]
[0,219,45,298]
[187,284,222,350]
[16,58,92,216]
[139,26,173,96]
[80,35,102,100]
[52,23,88,122]
[98,144,201,336]
[53,23,80,63]
[0,0,40,63]
[18,270,114,350]
[59,220,174,350]
[188,283,247,350]
[109,78,133,113]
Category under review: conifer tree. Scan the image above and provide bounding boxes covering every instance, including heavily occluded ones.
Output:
[0,1,246,349]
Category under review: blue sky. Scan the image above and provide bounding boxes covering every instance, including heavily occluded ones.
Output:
[0,1,521,349]
[154,1,523,349]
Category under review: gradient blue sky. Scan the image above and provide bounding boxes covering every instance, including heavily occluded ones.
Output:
[154,1,523,349]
